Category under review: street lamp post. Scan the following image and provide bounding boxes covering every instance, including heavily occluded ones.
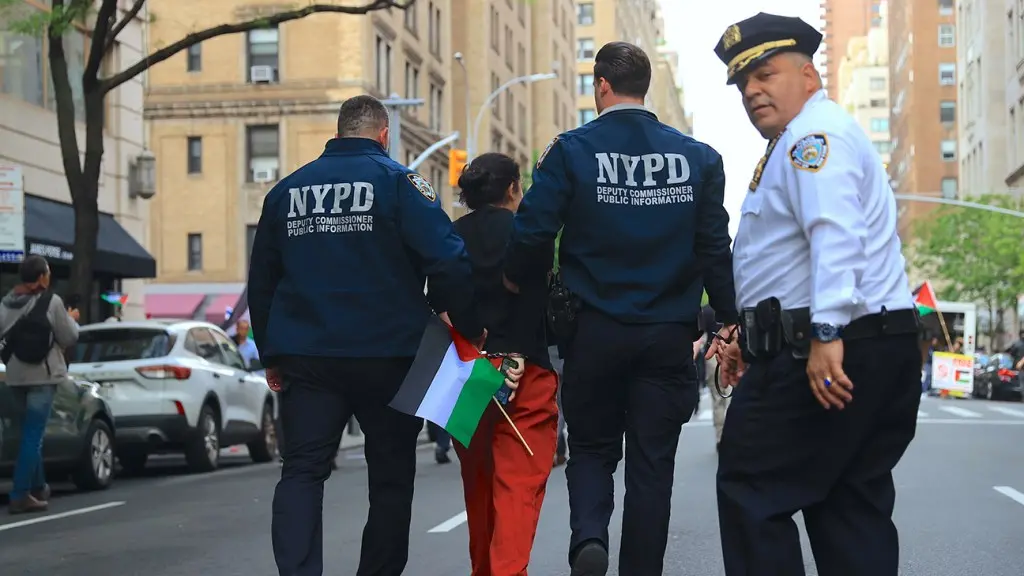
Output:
[469,72,558,160]
[380,93,425,161]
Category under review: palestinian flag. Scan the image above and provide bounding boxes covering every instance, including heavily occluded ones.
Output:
[913,281,939,316]
[389,317,505,447]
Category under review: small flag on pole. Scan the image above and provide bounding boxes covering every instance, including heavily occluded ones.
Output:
[913,281,939,316]
[389,317,505,447]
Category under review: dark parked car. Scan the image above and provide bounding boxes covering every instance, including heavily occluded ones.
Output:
[973,353,1023,401]
[0,364,116,491]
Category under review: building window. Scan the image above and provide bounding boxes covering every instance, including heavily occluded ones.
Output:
[940,177,957,198]
[938,24,955,47]
[246,28,279,82]
[578,2,594,25]
[404,63,419,99]
[869,77,886,91]
[870,118,889,132]
[518,44,526,76]
[940,100,955,123]
[187,136,202,174]
[492,73,501,117]
[491,130,503,152]
[518,102,526,137]
[939,63,956,85]
[577,38,595,60]
[940,139,957,161]
[505,26,513,68]
[429,83,443,131]
[245,225,258,269]
[869,98,887,107]
[939,0,953,16]
[432,4,442,56]
[579,108,597,125]
[187,43,202,72]
[246,125,280,182]
[404,2,417,33]
[187,233,203,271]
[0,31,44,107]
[506,92,514,129]
[578,73,594,96]
[375,35,392,94]
[873,140,891,154]
[491,7,500,52]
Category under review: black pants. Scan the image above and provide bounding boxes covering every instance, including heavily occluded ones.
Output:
[561,308,697,575]
[717,334,922,576]
[271,355,422,576]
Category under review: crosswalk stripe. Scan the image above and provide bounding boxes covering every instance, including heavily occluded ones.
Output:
[988,406,1024,418]
[699,409,713,421]
[917,410,928,418]
[938,405,982,418]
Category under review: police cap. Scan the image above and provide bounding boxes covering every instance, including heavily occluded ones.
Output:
[713,13,822,85]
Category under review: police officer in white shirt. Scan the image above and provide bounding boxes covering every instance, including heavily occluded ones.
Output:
[707,13,922,576]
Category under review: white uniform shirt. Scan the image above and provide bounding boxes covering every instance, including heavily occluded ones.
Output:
[732,89,914,326]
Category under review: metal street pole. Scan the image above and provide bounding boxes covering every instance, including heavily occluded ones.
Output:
[470,72,558,161]
[892,194,1024,218]
[408,132,460,171]
[380,93,425,162]
[454,53,471,151]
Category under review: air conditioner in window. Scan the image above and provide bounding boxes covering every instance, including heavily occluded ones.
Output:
[250,65,276,83]
[252,167,278,183]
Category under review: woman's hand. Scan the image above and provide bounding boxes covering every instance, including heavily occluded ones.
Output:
[502,356,525,401]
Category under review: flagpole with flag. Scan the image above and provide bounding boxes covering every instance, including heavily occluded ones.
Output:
[914,281,952,350]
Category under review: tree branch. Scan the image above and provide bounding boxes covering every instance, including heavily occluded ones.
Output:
[104,0,147,54]
[101,0,414,94]
[83,0,118,89]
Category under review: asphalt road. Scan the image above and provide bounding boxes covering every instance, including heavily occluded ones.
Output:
[1,393,1022,575]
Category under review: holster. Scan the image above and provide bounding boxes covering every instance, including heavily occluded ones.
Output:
[546,271,581,349]
[740,298,812,361]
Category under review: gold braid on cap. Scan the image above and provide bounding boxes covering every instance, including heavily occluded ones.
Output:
[727,39,798,79]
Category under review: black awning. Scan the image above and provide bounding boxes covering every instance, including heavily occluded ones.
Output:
[24,194,156,279]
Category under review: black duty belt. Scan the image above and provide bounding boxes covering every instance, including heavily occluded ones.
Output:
[739,297,920,362]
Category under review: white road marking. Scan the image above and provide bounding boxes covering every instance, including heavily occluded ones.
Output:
[993,486,1024,507]
[698,409,713,421]
[938,406,981,418]
[917,410,928,418]
[428,511,468,533]
[915,419,1024,425]
[0,501,126,532]
[988,406,1024,418]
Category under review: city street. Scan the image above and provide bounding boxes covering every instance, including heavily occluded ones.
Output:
[1,393,1023,575]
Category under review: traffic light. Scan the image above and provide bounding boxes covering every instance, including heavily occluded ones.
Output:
[449,149,468,187]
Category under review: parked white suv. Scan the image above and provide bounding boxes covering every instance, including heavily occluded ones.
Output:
[68,320,277,473]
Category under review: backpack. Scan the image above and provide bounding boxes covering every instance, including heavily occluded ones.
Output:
[0,292,55,365]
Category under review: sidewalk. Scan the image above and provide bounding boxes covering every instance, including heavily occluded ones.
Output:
[337,421,431,451]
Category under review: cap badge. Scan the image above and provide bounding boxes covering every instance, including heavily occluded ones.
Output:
[722,24,741,50]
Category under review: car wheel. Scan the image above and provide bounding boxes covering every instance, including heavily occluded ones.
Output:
[247,402,277,463]
[185,404,220,473]
[72,419,115,491]
[118,449,149,475]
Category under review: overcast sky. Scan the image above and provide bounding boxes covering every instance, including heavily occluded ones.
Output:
[660,0,823,236]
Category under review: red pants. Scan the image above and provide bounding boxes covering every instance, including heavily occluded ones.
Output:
[454,360,559,576]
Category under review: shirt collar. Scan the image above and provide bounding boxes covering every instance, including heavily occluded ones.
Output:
[322,137,388,156]
[600,103,652,116]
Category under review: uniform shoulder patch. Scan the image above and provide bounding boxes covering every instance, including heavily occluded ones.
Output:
[788,133,829,172]
[536,136,559,169]
[407,173,436,202]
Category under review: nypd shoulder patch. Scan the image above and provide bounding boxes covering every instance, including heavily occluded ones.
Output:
[789,133,829,172]
[407,173,436,202]
[536,137,559,169]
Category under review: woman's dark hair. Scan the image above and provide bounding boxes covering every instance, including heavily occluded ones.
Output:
[18,255,49,284]
[457,152,520,211]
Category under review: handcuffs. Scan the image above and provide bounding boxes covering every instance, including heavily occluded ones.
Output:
[710,326,739,399]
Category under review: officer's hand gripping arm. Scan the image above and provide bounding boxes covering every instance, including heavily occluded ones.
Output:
[247,195,284,365]
[695,151,739,326]
[786,132,868,326]
[505,138,572,287]
[398,173,485,341]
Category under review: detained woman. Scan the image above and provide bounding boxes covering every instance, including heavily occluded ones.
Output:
[448,153,559,575]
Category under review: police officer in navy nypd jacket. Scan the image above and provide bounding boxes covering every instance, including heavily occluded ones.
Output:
[504,42,739,576]
[247,95,485,576]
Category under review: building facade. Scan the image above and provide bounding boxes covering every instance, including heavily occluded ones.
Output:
[998,0,1024,195]
[652,12,691,135]
[821,0,883,101]
[958,0,1009,198]
[888,0,958,236]
[145,0,454,317]
[837,18,891,168]
[0,0,154,321]
[529,0,578,169]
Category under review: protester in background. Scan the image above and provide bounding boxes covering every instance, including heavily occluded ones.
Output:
[0,255,80,515]
[64,294,81,323]
[698,305,729,451]
[550,344,567,468]
[429,421,452,464]
[445,152,558,575]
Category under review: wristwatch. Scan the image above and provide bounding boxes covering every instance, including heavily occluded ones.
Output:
[811,323,844,343]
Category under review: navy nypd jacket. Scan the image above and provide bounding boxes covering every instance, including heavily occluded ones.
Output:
[247,138,484,363]
[506,105,739,326]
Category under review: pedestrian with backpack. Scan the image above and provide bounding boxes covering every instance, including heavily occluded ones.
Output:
[0,255,80,515]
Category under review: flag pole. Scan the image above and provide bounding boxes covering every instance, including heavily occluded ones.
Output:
[935,308,954,351]
[492,397,534,456]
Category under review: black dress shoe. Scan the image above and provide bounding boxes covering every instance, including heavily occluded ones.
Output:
[570,541,608,576]
[435,449,451,464]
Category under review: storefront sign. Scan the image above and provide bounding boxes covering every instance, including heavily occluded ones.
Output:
[931,351,975,397]
[0,165,25,263]
[29,242,73,261]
